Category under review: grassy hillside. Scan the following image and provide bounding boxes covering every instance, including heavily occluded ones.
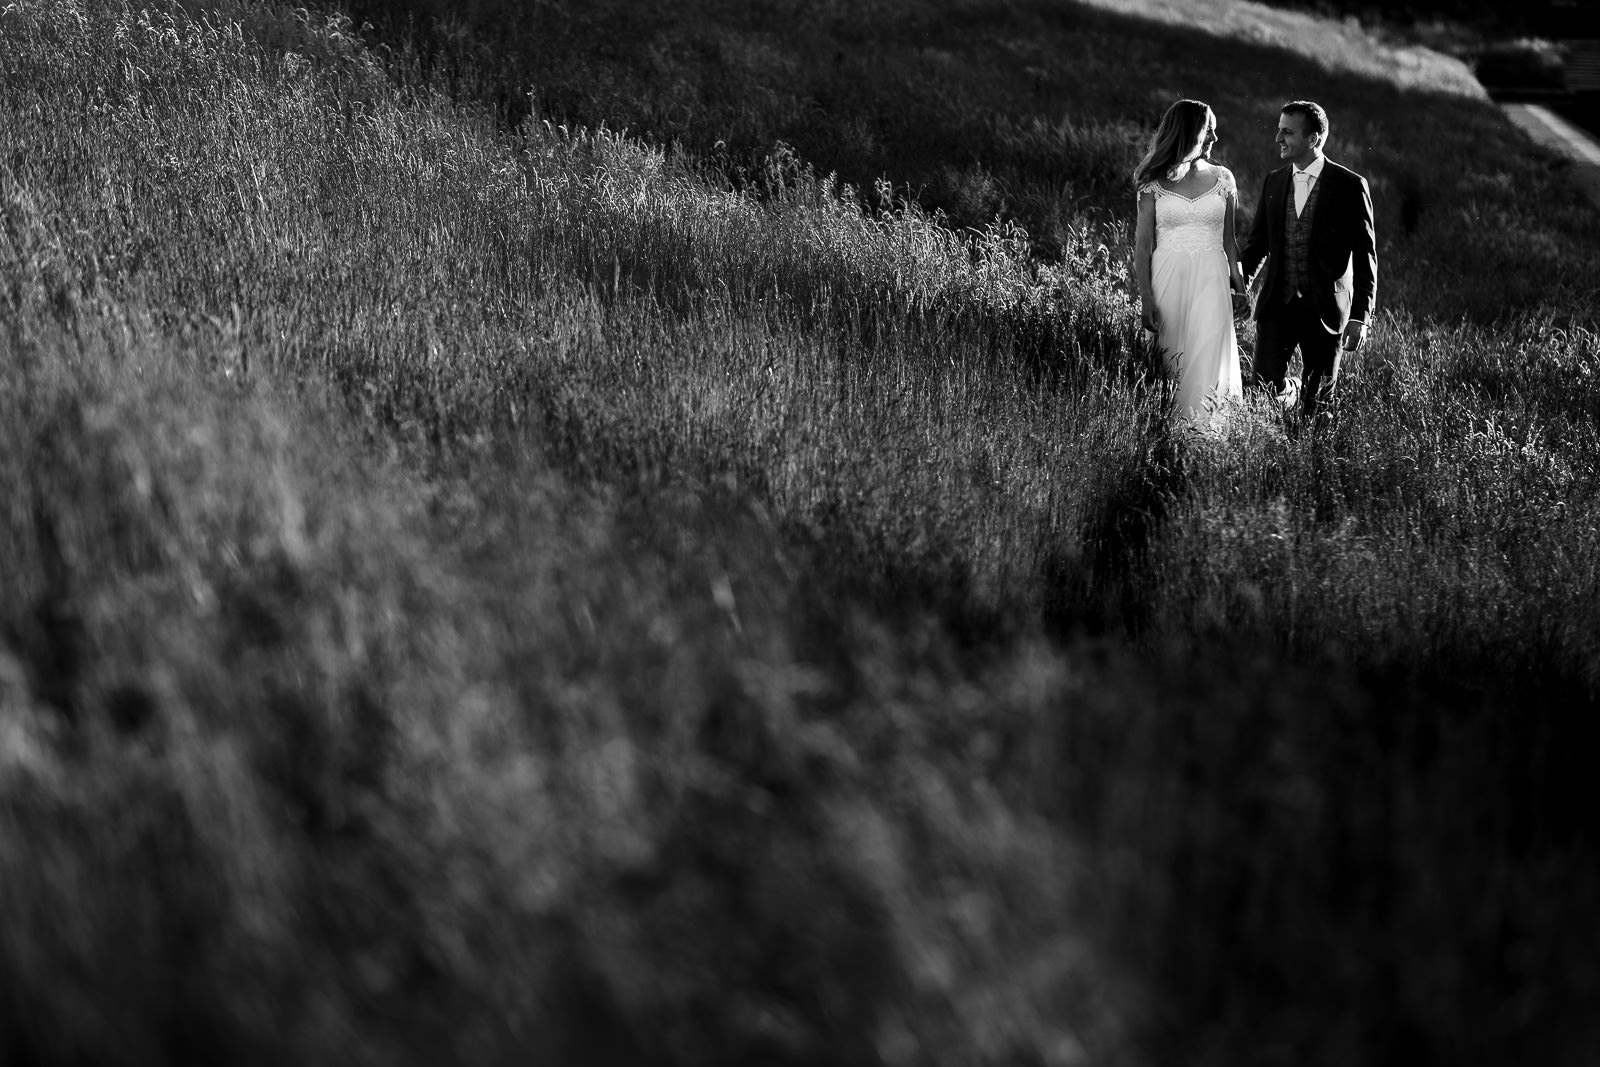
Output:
[345,0,1597,323]
[2,1,1598,1066]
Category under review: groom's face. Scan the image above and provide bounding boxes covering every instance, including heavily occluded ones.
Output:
[1275,112,1319,163]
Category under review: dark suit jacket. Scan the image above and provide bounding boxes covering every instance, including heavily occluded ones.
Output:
[1240,159,1377,333]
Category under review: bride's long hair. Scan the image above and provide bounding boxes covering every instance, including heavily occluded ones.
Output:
[1132,99,1215,187]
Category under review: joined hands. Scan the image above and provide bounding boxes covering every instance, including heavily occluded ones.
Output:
[1229,276,1250,318]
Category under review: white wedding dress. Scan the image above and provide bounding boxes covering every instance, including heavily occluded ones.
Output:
[1141,168,1243,421]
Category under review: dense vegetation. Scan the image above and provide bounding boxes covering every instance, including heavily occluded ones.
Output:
[2,1,1597,1065]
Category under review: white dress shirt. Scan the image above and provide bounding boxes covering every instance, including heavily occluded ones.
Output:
[1292,154,1325,216]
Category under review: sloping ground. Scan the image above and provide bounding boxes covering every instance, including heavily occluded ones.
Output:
[2,2,1599,1066]
[340,0,1598,324]
[1075,0,1485,97]
[1503,101,1600,203]
[0,4,1158,1065]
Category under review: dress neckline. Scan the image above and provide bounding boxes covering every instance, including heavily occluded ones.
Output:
[1158,172,1225,201]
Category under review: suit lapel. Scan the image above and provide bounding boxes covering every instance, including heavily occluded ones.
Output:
[1309,161,1345,239]
[1270,167,1292,247]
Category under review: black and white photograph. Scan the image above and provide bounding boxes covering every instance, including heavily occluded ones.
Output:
[2,0,1597,1064]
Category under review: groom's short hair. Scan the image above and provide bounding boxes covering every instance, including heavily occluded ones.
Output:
[1281,100,1329,143]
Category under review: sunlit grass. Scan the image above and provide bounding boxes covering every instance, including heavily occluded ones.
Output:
[335,0,1598,324]
[1073,0,1485,98]
[2,1,1598,1065]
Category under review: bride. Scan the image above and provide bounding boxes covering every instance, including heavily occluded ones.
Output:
[1132,98,1245,422]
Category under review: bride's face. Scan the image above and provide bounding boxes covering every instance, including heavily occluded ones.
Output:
[1195,113,1218,160]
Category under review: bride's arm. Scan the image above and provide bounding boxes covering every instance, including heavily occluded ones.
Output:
[1133,188,1159,332]
[1223,177,1245,293]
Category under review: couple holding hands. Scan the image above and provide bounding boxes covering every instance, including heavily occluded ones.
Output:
[1132,98,1378,423]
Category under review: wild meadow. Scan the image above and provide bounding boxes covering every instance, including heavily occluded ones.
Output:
[1,1,1597,1065]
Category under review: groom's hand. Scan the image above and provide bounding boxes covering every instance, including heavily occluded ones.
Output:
[1342,320,1368,351]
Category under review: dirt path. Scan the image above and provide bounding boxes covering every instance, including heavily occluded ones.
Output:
[1502,102,1600,206]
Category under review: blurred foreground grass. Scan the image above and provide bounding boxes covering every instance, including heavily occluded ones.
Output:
[2,1,1598,1065]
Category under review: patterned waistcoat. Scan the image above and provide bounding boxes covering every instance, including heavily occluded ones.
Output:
[1282,172,1323,302]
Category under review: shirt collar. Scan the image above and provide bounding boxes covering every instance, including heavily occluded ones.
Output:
[1294,154,1327,181]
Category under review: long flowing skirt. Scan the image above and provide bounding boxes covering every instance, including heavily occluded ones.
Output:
[1151,248,1242,420]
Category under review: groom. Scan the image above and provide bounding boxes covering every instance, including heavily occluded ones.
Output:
[1240,100,1377,420]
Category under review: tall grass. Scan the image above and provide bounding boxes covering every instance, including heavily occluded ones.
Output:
[0,4,1158,1065]
[338,0,1600,324]
[3,1,1599,1066]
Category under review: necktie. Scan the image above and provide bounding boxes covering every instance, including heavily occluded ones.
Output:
[1293,169,1313,216]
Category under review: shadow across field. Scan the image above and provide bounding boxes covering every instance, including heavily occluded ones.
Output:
[302,2,1600,1062]
[3,3,1598,1067]
[334,0,1600,324]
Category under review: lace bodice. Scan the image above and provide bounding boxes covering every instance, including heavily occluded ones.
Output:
[1141,167,1234,255]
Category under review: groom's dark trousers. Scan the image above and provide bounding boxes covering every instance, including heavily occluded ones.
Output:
[1240,158,1377,419]
[1255,295,1341,418]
